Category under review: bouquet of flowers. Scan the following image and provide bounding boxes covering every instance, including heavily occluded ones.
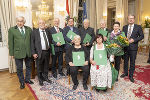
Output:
[114,35,129,47]
[106,43,122,55]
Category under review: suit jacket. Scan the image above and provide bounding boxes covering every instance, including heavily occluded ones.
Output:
[122,24,144,51]
[63,26,79,44]
[79,27,95,46]
[31,28,51,59]
[48,26,64,52]
[8,25,32,59]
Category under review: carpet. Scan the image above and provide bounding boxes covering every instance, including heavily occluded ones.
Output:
[27,66,150,100]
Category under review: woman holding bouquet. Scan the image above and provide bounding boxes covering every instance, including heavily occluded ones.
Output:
[90,34,117,92]
[106,22,125,81]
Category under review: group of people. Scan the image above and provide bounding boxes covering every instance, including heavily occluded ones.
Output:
[8,14,144,92]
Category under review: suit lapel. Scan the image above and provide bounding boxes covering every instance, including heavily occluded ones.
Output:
[52,27,57,33]
[24,26,28,39]
[131,24,136,37]
[125,25,128,37]
[15,26,23,38]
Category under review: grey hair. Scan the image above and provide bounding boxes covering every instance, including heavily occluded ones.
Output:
[73,35,81,40]
[128,14,136,19]
[16,16,26,23]
[83,19,90,23]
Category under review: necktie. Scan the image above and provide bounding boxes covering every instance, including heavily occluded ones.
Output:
[127,25,132,39]
[42,31,49,50]
[21,27,25,36]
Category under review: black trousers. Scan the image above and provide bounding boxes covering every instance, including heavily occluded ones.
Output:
[51,51,63,74]
[36,50,50,81]
[124,50,137,77]
[15,57,31,83]
[147,49,150,62]
[70,65,89,85]
[114,56,122,76]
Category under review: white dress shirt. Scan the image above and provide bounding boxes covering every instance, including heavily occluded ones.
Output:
[128,24,134,34]
[54,26,60,33]
[39,28,49,50]
[18,26,25,34]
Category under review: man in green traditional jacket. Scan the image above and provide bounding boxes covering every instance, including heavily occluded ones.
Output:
[8,16,34,89]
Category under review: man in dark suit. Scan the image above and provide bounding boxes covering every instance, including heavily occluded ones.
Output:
[49,18,65,78]
[120,15,144,82]
[63,18,79,75]
[8,16,34,89]
[79,19,95,53]
[63,18,79,51]
[31,19,52,86]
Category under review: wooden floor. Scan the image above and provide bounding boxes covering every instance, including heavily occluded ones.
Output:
[0,70,35,100]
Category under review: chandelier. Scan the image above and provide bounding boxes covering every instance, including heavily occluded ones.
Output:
[36,0,52,20]
[15,0,31,10]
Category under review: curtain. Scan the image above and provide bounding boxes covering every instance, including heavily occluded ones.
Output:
[69,0,79,18]
[135,0,142,24]
[116,0,128,29]
[0,0,16,73]
[68,0,79,26]
[88,0,106,31]
[89,0,96,30]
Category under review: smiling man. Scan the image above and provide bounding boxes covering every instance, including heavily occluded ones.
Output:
[8,16,34,89]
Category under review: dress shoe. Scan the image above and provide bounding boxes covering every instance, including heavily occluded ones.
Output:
[102,88,107,92]
[96,89,100,92]
[45,78,52,84]
[147,60,150,63]
[72,84,78,90]
[83,84,88,90]
[39,80,43,86]
[20,83,25,89]
[129,77,134,83]
[25,80,34,84]
[120,74,128,78]
[59,72,65,76]
[53,74,57,79]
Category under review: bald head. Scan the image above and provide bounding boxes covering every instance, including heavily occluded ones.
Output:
[38,19,46,30]
[99,19,106,29]
[54,18,60,27]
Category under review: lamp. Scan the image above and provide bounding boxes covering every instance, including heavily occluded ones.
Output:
[36,0,52,20]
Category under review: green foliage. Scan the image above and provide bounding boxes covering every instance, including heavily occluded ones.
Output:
[143,18,150,28]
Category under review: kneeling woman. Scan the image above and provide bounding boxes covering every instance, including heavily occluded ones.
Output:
[65,35,89,90]
[90,34,114,92]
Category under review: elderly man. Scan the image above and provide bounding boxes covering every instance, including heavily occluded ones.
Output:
[79,19,95,54]
[120,15,144,83]
[48,18,65,78]
[96,20,110,41]
[8,16,34,89]
[31,19,52,86]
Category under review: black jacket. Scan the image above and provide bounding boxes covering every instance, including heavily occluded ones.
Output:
[48,26,64,52]
[122,24,144,51]
[31,28,51,58]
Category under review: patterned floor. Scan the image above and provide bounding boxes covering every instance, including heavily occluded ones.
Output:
[28,52,150,100]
